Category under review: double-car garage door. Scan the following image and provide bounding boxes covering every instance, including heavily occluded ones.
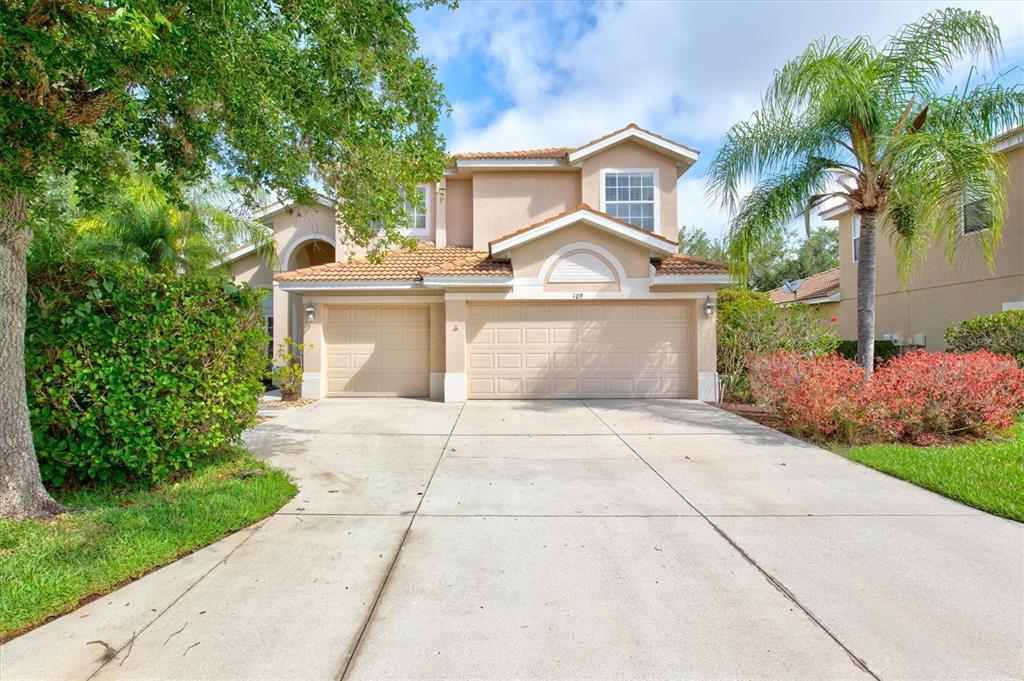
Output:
[322,301,691,399]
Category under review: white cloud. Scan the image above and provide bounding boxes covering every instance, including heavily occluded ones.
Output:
[415,1,1024,239]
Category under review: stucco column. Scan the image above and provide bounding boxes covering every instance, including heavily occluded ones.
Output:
[271,283,289,365]
[444,297,467,402]
[429,302,445,400]
[301,301,324,398]
[692,296,719,401]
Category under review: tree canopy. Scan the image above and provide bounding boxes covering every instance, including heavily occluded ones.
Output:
[2,0,450,249]
[706,7,1024,371]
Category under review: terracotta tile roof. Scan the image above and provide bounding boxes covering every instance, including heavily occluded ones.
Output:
[768,268,840,304]
[274,243,508,282]
[453,147,572,160]
[489,204,678,251]
[419,252,512,277]
[652,254,729,276]
[452,123,698,163]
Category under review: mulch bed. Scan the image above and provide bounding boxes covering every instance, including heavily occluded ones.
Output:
[713,400,786,431]
[258,398,315,409]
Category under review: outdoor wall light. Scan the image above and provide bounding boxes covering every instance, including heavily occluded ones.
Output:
[703,296,716,317]
[305,303,316,321]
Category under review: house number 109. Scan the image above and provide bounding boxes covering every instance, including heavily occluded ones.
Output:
[571,293,583,300]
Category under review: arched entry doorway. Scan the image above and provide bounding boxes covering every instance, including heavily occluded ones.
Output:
[288,237,336,269]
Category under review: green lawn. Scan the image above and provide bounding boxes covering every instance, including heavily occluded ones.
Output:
[0,449,296,641]
[843,422,1024,522]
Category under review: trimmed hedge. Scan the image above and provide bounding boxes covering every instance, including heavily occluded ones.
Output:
[26,262,268,486]
[945,310,1024,366]
[836,339,899,363]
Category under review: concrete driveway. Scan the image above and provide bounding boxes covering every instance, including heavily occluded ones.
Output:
[3,399,1022,680]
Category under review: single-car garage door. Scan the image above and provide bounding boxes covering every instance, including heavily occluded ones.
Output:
[324,305,429,396]
[467,302,691,398]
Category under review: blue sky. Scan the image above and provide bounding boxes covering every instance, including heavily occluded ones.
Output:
[411,0,1024,241]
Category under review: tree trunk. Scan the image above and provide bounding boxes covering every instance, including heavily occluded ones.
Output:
[0,194,65,519]
[856,210,878,378]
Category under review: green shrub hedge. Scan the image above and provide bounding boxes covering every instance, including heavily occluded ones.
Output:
[836,339,899,363]
[945,310,1024,365]
[717,287,838,400]
[26,262,268,486]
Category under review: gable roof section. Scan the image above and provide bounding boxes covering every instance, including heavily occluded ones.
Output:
[253,192,335,221]
[451,124,699,169]
[489,205,678,259]
[274,243,511,285]
[768,268,840,304]
[568,123,699,165]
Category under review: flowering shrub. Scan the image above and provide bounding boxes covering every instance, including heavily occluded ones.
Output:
[945,310,1024,366]
[749,350,1024,444]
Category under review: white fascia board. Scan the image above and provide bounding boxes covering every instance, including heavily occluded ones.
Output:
[568,128,699,164]
[454,158,566,170]
[994,127,1024,153]
[276,279,423,292]
[253,194,336,221]
[490,209,677,259]
[215,242,258,266]
[800,292,841,305]
[819,204,854,220]
[651,274,733,285]
[421,276,514,288]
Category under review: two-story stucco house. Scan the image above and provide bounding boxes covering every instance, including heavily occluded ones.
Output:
[817,127,1024,350]
[223,124,730,402]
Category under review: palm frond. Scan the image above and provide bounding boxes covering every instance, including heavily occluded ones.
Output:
[926,83,1024,138]
[880,8,1002,95]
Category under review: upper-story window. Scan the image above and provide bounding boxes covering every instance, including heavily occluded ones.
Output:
[962,190,991,235]
[602,170,657,230]
[851,215,861,263]
[402,185,430,235]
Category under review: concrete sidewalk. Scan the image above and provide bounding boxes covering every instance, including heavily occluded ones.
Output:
[2,399,1021,680]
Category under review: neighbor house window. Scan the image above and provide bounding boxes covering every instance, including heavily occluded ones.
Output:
[603,170,656,230]
[962,190,991,235]
[852,215,861,263]
[403,185,429,234]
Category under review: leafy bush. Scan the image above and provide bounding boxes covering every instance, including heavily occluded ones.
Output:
[945,310,1024,366]
[748,352,868,441]
[749,350,1024,444]
[717,288,838,400]
[26,262,268,486]
[835,339,899,363]
[271,337,307,400]
[868,351,1024,445]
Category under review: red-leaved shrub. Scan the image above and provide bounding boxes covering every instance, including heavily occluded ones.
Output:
[866,350,1024,444]
[748,349,1024,444]
[748,352,868,441]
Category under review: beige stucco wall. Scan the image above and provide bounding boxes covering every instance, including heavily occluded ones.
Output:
[579,141,680,241]
[834,145,1024,348]
[266,203,338,268]
[229,251,274,289]
[471,171,581,251]
[444,178,474,247]
[509,222,653,280]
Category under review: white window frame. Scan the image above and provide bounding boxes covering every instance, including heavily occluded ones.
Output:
[400,184,431,236]
[851,215,861,263]
[599,168,659,232]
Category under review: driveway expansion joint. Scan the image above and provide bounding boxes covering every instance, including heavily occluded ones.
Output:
[336,401,468,681]
[580,401,883,681]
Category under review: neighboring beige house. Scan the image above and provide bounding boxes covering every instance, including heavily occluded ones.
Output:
[767,268,841,324]
[819,128,1024,350]
[227,124,730,401]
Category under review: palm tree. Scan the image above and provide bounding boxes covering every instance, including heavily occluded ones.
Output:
[707,8,1024,374]
[76,174,275,274]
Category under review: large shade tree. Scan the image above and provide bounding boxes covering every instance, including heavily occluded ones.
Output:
[708,8,1024,374]
[1,0,450,519]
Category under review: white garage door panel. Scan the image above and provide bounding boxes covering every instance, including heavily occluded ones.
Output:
[324,305,429,397]
[467,302,691,399]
